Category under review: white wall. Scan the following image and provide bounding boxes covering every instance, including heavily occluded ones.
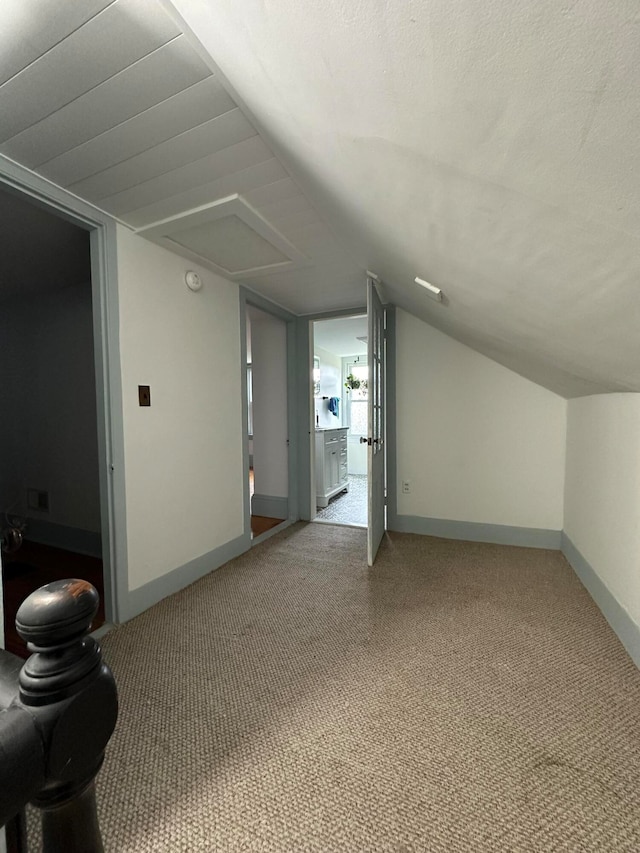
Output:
[0,284,101,534]
[249,305,288,500]
[396,309,567,530]
[314,345,343,428]
[564,394,640,630]
[117,227,244,591]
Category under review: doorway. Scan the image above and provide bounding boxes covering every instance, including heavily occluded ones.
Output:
[0,187,106,656]
[246,304,289,539]
[311,315,369,527]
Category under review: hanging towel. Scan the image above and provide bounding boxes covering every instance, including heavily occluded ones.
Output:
[328,396,340,417]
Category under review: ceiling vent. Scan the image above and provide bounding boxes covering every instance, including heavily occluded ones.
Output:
[138,194,309,279]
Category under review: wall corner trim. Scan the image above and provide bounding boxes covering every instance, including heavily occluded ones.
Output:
[123,532,248,622]
[561,533,640,669]
[391,515,562,549]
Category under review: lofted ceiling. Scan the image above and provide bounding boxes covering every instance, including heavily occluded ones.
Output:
[0,0,363,317]
[1,1,639,397]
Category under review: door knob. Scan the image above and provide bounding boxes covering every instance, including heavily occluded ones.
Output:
[360,436,370,445]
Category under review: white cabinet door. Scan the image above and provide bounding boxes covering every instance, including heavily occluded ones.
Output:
[326,444,339,489]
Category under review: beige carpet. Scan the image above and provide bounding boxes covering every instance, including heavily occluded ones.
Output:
[30,523,640,850]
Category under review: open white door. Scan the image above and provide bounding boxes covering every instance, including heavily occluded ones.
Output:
[367,277,386,565]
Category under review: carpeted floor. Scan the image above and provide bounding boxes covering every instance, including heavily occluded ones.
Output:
[29,523,640,851]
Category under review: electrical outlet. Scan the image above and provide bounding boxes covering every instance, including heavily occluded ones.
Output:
[402,480,411,494]
[27,488,49,512]
[138,385,151,406]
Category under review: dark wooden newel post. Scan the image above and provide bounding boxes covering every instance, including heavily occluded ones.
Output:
[0,579,118,853]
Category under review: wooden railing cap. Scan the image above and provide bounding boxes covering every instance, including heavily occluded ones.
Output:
[16,579,99,647]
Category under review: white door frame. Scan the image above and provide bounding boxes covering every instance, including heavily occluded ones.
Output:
[367,278,386,564]
[239,287,298,544]
[303,305,397,545]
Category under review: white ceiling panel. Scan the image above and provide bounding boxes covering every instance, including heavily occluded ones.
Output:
[260,196,322,234]
[41,77,233,187]
[282,224,357,260]
[1,36,213,168]
[140,194,309,278]
[0,0,111,86]
[68,107,254,199]
[244,178,301,208]
[270,208,324,236]
[101,135,274,216]
[171,216,289,271]
[123,157,288,227]
[0,0,179,144]
[252,262,359,289]
[246,193,325,235]
[245,267,364,315]
[256,194,314,223]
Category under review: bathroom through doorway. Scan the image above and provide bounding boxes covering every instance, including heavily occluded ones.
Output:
[311,315,369,528]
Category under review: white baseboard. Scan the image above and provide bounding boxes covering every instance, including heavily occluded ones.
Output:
[562,533,640,668]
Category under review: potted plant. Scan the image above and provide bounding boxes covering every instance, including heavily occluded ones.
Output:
[344,373,367,393]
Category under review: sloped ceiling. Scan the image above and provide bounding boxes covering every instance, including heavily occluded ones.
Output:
[0,0,363,317]
[165,0,640,398]
[1,1,638,397]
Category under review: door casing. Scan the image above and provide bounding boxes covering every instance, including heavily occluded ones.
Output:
[239,287,298,544]
[299,305,397,540]
[0,154,128,625]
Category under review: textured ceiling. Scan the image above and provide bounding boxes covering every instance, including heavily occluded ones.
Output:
[1,1,639,396]
[314,316,368,358]
[0,0,363,317]
[166,0,640,397]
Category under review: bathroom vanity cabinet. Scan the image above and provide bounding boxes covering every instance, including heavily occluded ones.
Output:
[315,427,349,508]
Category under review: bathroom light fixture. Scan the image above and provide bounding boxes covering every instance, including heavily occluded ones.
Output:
[415,276,442,301]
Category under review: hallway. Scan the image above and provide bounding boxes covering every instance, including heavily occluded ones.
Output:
[28,523,640,851]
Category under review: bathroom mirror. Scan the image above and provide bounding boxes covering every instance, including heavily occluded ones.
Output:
[313,356,321,397]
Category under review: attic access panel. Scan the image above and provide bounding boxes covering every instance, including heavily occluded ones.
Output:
[137,194,309,279]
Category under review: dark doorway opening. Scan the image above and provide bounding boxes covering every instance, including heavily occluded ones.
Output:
[0,188,105,657]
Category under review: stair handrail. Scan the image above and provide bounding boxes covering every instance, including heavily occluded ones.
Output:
[0,579,118,852]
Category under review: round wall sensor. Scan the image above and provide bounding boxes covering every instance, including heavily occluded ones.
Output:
[185,270,202,292]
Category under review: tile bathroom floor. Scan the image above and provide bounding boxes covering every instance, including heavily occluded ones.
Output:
[315,474,367,526]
